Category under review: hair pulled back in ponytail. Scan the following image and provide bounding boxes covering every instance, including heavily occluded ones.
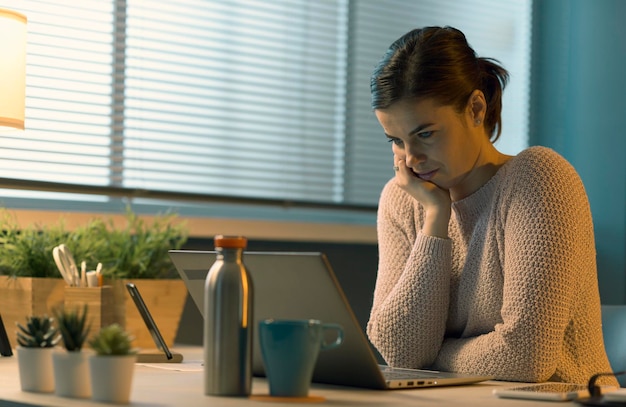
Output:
[371,26,509,142]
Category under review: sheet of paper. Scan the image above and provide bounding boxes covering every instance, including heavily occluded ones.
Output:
[137,359,203,372]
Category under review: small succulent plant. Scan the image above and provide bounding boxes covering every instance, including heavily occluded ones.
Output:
[88,324,136,356]
[54,305,91,352]
[16,315,60,348]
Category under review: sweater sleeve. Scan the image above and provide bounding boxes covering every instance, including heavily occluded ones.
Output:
[367,180,452,367]
[431,148,595,382]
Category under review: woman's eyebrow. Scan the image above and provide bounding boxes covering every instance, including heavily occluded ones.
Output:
[384,122,435,139]
[408,122,435,136]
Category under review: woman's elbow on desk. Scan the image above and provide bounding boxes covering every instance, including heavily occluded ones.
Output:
[366,318,441,369]
[432,334,560,383]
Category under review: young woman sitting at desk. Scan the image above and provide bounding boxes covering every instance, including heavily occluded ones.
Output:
[366,26,617,386]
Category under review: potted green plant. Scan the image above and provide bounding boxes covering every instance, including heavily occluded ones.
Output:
[0,206,188,280]
[0,210,68,278]
[0,210,68,340]
[0,207,189,350]
[88,323,137,404]
[69,208,189,349]
[52,304,92,398]
[15,315,60,392]
[68,207,188,280]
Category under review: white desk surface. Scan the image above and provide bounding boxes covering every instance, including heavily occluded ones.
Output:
[0,347,578,407]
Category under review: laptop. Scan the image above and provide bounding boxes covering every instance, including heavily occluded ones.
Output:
[168,250,493,389]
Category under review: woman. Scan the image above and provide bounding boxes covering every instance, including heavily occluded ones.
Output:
[366,26,616,385]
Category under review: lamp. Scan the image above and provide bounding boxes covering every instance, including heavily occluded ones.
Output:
[0,8,27,131]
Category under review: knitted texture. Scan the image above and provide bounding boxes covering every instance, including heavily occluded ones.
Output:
[367,146,616,384]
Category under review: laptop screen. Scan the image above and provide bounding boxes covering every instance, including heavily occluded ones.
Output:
[168,250,388,389]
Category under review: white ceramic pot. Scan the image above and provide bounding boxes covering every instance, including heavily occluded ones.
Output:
[89,354,137,404]
[16,346,55,392]
[52,350,91,398]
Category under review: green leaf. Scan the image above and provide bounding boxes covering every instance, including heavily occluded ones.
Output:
[88,324,136,356]
[16,315,60,348]
[54,304,91,352]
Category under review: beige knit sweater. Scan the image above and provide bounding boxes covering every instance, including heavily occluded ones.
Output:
[367,146,616,384]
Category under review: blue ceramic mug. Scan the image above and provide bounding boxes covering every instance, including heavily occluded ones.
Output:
[258,319,344,397]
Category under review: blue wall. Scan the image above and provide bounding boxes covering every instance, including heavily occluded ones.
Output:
[530,0,626,303]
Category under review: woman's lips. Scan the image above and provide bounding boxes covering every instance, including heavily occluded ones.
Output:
[416,169,437,181]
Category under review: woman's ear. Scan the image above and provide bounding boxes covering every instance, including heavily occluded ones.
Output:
[467,89,487,126]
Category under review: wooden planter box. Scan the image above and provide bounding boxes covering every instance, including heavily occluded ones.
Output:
[0,277,187,351]
[0,276,66,345]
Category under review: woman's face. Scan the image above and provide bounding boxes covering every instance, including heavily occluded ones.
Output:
[375,97,489,199]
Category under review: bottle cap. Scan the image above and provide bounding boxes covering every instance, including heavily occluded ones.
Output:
[214,235,247,249]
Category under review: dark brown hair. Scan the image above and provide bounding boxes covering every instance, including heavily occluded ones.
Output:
[371,26,509,142]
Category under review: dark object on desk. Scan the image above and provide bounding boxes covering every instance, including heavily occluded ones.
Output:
[577,371,626,406]
[0,313,12,357]
[126,283,183,363]
[578,396,626,407]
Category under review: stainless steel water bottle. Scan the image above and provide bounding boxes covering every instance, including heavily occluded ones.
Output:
[204,235,253,396]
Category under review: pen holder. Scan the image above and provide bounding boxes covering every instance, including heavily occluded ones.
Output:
[64,286,119,342]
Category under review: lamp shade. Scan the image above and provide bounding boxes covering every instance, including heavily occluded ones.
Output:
[0,8,27,131]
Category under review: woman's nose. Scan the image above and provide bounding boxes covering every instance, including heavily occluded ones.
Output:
[404,145,426,167]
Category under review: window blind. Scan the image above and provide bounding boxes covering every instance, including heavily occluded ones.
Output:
[0,0,114,189]
[122,0,349,203]
[0,0,531,221]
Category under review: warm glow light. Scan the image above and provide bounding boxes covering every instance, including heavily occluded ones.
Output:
[240,267,249,328]
[0,8,27,131]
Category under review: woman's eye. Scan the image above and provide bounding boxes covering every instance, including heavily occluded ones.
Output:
[387,138,403,146]
[417,131,434,139]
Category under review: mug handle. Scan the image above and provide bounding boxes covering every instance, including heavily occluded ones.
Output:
[320,323,344,350]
